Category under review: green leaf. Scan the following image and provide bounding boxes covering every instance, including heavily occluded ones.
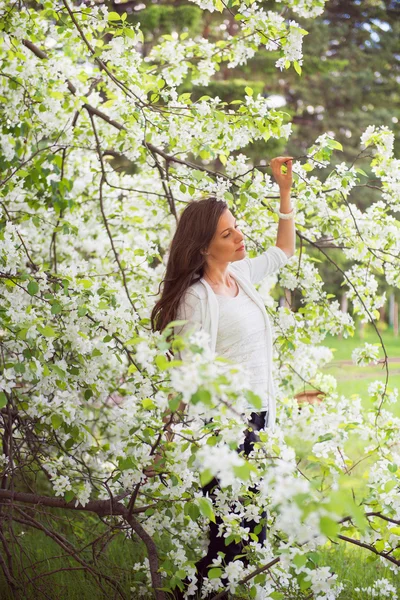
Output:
[200,469,214,487]
[142,397,156,410]
[124,28,136,40]
[107,11,120,21]
[189,502,200,521]
[319,515,339,538]
[206,435,218,446]
[244,390,262,410]
[51,414,63,429]
[233,461,254,481]
[225,533,240,545]
[178,92,192,102]
[293,553,308,568]
[0,392,7,409]
[184,502,200,522]
[65,437,75,450]
[126,336,144,345]
[191,389,213,406]
[50,364,66,379]
[27,281,39,296]
[77,279,92,289]
[168,395,181,412]
[307,551,321,566]
[208,567,223,579]
[198,497,216,523]
[155,354,169,370]
[326,139,343,151]
[175,569,186,579]
[43,364,50,377]
[298,571,312,591]
[192,169,204,181]
[64,490,75,503]
[118,456,136,470]
[293,60,302,75]
[51,303,62,315]
[38,325,56,338]
[355,167,368,177]
[245,86,253,96]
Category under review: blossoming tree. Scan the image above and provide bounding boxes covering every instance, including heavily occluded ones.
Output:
[0,0,399,599]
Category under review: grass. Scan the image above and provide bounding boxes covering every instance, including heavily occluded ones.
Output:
[236,539,400,599]
[321,323,399,362]
[319,324,400,418]
[2,525,399,599]
[0,518,146,599]
[322,362,400,413]
[318,540,400,599]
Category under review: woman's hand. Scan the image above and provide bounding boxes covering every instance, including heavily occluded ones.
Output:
[270,156,293,194]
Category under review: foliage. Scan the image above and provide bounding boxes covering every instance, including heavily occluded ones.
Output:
[0,0,399,599]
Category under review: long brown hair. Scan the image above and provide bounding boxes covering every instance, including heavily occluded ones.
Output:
[150,196,228,336]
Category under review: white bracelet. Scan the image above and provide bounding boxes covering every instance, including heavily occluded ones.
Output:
[277,206,296,220]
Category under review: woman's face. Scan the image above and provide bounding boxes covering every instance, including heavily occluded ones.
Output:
[204,209,245,262]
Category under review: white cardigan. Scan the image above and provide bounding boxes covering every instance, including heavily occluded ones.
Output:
[174,245,289,429]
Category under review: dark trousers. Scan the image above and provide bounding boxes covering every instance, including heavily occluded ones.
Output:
[195,411,268,579]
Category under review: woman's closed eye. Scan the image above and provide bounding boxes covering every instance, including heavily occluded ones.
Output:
[224,225,240,238]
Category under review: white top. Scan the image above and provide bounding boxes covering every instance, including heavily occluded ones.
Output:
[214,282,271,413]
[174,245,290,430]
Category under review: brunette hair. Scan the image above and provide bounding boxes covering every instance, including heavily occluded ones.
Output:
[150,196,228,336]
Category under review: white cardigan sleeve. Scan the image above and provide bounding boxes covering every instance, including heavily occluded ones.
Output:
[174,290,203,361]
[232,246,289,285]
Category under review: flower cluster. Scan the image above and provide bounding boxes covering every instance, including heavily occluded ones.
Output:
[352,343,381,367]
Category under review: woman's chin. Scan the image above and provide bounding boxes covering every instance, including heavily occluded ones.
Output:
[234,248,245,257]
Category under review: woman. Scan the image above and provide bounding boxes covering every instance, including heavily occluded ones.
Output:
[150,156,295,598]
